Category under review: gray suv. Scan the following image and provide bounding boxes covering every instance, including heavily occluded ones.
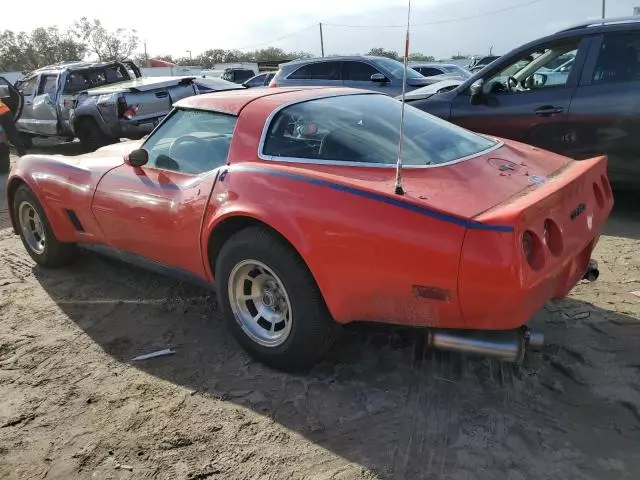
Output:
[269,56,431,96]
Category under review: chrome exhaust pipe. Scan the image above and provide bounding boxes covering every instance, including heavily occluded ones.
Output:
[427,327,543,363]
[582,259,599,282]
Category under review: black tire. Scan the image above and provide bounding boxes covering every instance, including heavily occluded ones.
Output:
[215,226,338,371]
[0,143,9,174]
[20,134,33,149]
[76,118,115,153]
[13,185,76,268]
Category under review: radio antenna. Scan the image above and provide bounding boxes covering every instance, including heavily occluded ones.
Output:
[394,0,412,195]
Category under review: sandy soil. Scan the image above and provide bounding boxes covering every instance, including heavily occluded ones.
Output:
[0,142,639,480]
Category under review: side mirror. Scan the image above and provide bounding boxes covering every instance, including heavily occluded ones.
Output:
[125,148,148,167]
[0,85,9,99]
[371,73,389,83]
[469,78,484,100]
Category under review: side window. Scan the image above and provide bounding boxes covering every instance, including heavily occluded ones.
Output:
[288,61,341,80]
[246,75,263,87]
[484,41,579,94]
[262,95,497,166]
[236,70,254,82]
[38,75,58,95]
[18,76,38,97]
[416,67,443,77]
[142,109,237,174]
[343,61,380,81]
[592,34,640,84]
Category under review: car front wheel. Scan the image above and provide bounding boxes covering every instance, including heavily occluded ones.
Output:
[215,226,338,371]
[13,185,76,267]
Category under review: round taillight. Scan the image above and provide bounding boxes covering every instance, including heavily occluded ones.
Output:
[522,230,544,270]
[593,182,604,208]
[543,219,563,256]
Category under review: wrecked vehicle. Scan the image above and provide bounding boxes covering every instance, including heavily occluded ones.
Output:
[0,61,141,148]
[71,76,242,151]
[6,87,612,371]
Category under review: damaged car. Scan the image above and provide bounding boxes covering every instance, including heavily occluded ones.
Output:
[71,75,242,151]
[2,60,141,148]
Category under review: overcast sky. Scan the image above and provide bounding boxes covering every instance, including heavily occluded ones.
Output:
[9,0,640,59]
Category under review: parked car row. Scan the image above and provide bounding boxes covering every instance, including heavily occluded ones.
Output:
[0,61,243,152]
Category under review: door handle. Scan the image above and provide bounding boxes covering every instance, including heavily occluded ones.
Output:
[535,106,563,116]
[155,91,169,99]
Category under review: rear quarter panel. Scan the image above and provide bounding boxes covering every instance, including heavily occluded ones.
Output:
[202,163,467,328]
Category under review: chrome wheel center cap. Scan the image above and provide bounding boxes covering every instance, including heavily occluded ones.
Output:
[262,289,277,308]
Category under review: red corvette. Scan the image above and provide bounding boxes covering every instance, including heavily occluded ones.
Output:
[6,87,612,370]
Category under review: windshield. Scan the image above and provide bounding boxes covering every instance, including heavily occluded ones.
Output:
[262,94,497,166]
[441,65,473,78]
[375,57,425,80]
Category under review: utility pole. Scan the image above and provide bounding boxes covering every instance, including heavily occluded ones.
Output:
[602,0,606,18]
[187,50,192,61]
[319,22,325,57]
[144,41,148,65]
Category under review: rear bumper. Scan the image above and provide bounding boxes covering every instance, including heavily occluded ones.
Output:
[458,155,613,330]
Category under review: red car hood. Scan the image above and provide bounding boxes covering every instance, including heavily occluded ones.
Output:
[291,139,572,220]
[54,140,143,174]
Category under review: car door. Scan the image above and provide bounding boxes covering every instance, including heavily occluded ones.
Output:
[565,32,640,184]
[92,108,236,280]
[15,75,39,134]
[449,37,590,154]
[285,61,343,87]
[0,77,23,121]
[31,74,60,136]
[342,60,391,93]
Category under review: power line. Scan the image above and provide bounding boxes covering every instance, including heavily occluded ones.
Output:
[323,0,544,29]
[233,24,317,51]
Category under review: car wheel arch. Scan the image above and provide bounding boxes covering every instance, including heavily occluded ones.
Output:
[207,214,310,278]
[7,177,28,234]
[204,214,333,312]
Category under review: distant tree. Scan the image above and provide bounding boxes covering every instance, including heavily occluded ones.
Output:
[0,27,85,71]
[74,17,138,62]
[451,54,470,60]
[193,47,311,67]
[367,47,398,60]
[407,53,435,62]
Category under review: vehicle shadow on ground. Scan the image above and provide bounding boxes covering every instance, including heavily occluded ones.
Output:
[34,253,640,479]
[605,187,640,241]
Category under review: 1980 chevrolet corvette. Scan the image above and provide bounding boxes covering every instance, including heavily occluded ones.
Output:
[6,87,612,370]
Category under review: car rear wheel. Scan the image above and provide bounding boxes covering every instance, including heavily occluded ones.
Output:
[76,118,115,153]
[20,134,33,149]
[13,185,76,267]
[215,226,338,371]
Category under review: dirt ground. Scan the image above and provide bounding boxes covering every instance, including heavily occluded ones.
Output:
[0,141,639,480]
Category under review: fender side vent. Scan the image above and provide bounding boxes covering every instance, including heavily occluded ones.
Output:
[65,209,85,232]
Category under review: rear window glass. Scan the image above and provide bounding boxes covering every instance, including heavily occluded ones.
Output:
[262,94,497,166]
[63,65,130,93]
